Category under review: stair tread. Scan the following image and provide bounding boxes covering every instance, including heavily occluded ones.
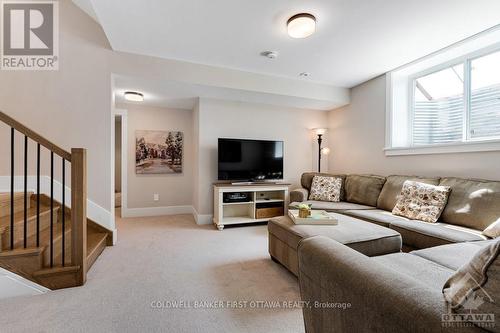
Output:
[0,201,58,230]
[0,192,33,203]
[87,231,107,253]
[52,219,108,264]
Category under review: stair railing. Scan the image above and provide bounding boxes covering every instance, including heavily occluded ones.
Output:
[0,111,87,285]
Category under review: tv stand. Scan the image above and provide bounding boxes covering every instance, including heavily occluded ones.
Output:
[213,183,290,230]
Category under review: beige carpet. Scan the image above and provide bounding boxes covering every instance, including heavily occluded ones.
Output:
[0,212,304,332]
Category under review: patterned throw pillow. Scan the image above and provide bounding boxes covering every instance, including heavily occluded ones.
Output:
[309,176,342,202]
[442,239,500,315]
[392,180,451,223]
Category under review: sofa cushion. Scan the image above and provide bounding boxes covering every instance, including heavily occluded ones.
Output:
[345,174,386,206]
[309,176,342,202]
[392,181,451,223]
[268,215,401,256]
[372,253,454,290]
[342,209,412,227]
[484,219,500,239]
[440,177,500,230]
[411,240,493,271]
[377,175,440,211]
[443,239,500,320]
[290,188,309,203]
[390,219,488,249]
[290,200,376,212]
[301,173,347,200]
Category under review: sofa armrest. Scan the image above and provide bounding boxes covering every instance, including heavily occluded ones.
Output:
[290,188,309,203]
[298,236,469,333]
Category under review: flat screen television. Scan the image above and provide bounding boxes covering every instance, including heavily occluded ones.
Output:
[218,138,284,181]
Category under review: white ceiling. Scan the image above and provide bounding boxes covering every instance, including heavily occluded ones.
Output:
[75,0,500,88]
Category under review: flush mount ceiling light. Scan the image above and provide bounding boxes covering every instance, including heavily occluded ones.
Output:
[124,91,144,102]
[287,13,316,39]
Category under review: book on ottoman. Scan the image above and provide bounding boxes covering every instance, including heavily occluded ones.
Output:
[288,209,338,225]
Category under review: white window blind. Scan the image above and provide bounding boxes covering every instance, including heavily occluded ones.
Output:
[470,51,500,140]
[411,50,500,146]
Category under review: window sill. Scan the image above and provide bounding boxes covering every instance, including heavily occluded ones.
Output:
[384,140,500,156]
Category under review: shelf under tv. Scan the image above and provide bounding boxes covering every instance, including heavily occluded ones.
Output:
[213,183,290,231]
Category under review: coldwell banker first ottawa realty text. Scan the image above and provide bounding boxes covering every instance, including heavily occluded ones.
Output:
[1,1,59,70]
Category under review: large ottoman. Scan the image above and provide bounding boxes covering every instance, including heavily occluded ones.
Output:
[268,213,402,276]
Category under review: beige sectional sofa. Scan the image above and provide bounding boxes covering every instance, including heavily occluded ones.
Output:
[269,173,498,277]
[287,173,497,250]
[268,172,500,332]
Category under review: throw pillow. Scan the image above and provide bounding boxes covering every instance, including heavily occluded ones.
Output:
[483,219,500,239]
[442,239,500,326]
[309,176,342,202]
[392,180,451,223]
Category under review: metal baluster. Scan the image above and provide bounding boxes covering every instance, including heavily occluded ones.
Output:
[50,152,54,267]
[36,144,40,247]
[10,128,14,250]
[62,158,65,266]
[23,136,27,248]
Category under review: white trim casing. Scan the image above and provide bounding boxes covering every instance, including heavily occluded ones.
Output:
[121,205,213,225]
[385,139,500,156]
[123,205,194,218]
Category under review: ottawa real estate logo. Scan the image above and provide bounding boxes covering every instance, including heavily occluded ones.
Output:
[1,1,58,70]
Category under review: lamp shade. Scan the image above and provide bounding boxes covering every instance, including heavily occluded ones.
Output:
[314,128,327,136]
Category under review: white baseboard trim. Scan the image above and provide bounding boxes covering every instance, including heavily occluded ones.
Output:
[191,207,213,225]
[122,205,194,218]
[0,176,114,232]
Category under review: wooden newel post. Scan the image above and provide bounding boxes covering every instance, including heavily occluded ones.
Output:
[71,148,87,285]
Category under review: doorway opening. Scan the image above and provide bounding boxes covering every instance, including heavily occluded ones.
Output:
[115,115,122,213]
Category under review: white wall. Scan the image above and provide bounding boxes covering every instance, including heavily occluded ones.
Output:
[194,98,329,218]
[0,1,114,229]
[328,75,500,180]
[119,104,194,210]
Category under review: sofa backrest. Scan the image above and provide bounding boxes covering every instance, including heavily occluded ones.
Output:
[440,177,500,231]
[345,175,386,207]
[301,172,347,200]
[377,175,441,211]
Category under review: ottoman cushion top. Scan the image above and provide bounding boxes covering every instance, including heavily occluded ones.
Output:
[268,214,402,257]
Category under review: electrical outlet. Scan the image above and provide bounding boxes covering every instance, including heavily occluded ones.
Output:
[154,194,160,201]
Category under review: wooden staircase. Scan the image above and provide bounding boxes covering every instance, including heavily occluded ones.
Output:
[0,111,112,290]
[0,193,110,289]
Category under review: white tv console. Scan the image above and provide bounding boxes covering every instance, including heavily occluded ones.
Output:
[213,183,290,231]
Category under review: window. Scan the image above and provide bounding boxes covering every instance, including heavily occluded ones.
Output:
[386,28,500,156]
[412,64,464,145]
[410,50,500,147]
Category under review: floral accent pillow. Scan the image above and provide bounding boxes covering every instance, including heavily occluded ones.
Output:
[309,176,342,202]
[392,181,451,223]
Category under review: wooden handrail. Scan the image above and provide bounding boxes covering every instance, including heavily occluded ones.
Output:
[0,111,72,161]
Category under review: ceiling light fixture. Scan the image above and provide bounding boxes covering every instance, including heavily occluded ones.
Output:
[124,91,144,102]
[287,13,316,39]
